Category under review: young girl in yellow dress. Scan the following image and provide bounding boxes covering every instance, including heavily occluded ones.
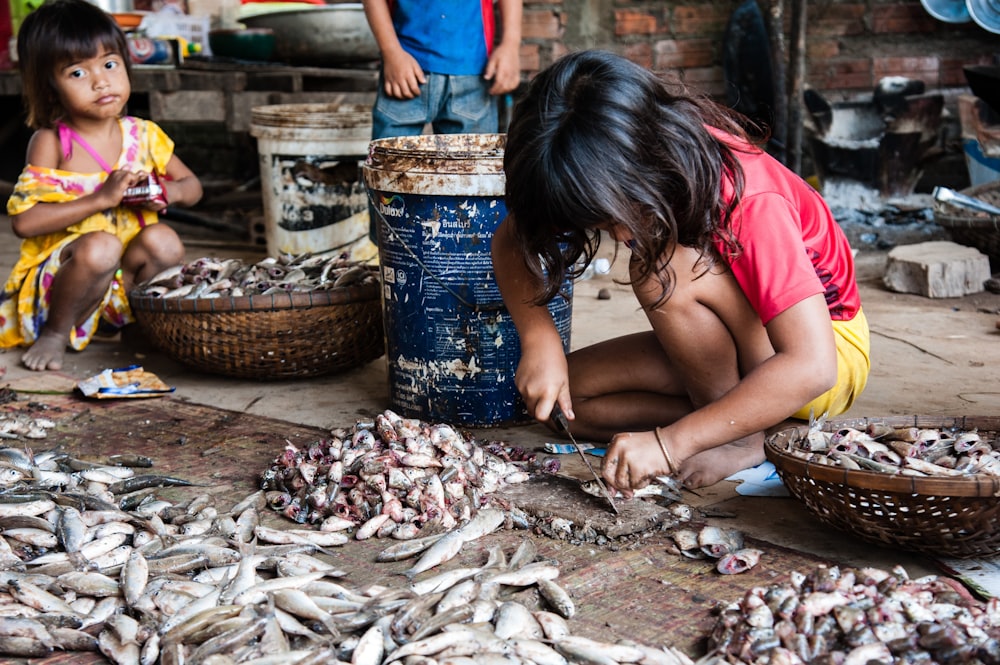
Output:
[1,0,202,371]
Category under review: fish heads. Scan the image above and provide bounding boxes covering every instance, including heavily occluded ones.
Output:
[698,526,745,558]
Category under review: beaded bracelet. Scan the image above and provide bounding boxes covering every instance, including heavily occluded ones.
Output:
[653,427,678,476]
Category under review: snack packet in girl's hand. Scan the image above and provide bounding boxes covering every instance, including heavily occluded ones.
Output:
[122,172,168,208]
[77,365,174,399]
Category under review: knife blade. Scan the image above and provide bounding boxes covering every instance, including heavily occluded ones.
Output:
[551,403,619,514]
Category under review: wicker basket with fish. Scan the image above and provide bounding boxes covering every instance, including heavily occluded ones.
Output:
[765,414,1000,558]
[129,254,384,380]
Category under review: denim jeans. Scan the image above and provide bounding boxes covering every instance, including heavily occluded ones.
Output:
[371,72,499,139]
[369,72,499,241]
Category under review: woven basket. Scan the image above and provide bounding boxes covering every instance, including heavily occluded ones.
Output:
[933,181,1000,267]
[129,275,384,380]
[765,415,1000,558]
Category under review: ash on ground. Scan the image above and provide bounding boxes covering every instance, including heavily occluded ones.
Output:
[832,194,949,251]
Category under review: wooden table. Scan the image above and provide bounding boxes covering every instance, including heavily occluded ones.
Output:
[0,58,378,133]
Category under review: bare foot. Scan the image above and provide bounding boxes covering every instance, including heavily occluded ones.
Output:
[22,331,68,371]
[677,435,766,489]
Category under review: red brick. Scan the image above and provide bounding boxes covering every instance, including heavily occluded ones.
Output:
[938,60,967,87]
[809,3,867,36]
[806,38,840,61]
[519,43,541,75]
[677,65,726,97]
[873,56,941,87]
[653,38,716,69]
[871,3,939,33]
[615,9,659,36]
[523,9,564,40]
[809,58,874,91]
[942,55,999,87]
[668,5,730,36]
[623,42,654,69]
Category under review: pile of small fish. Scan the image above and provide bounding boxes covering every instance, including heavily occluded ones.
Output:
[132,253,379,299]
[671,526,763,575]
[706,564,1000,664]
[260,410,549,538]
[0,409,56,440]
[781,417,1000,477]
[0,437,699,665]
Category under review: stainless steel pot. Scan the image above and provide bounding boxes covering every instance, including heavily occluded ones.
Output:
[86,0,136,14]
[239,3,379,66]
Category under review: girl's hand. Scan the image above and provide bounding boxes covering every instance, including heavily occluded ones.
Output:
[602,429,674,497]
[514,331,570,423]
[98,169,145,209]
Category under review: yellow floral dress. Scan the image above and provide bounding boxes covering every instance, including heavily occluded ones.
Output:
[0,116,174,351]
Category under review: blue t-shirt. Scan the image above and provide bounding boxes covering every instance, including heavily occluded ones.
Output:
[391,0,494,75]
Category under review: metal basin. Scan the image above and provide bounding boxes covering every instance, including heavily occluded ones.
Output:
[240,3,379,66]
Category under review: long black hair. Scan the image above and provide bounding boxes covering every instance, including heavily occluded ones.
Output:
[503,49,765,307]
[18,0,131,129]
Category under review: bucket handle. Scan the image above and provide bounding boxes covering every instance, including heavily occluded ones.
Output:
[375,207,505,313]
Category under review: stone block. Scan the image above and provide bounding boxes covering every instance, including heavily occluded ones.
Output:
[882,240,991,298]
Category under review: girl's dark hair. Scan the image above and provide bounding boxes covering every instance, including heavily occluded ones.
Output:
[503,49,765,307]
[17,0,131,129]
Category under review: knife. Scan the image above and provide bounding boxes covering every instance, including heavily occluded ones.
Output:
[551,403,619,514]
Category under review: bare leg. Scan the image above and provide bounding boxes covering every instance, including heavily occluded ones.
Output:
[567,330,766,488]
[119,223,185,293]
[630,247,776,488]
[564,331,692,441]
[677,433,766,488]
[22,232,123,371]
[579,246,780,489]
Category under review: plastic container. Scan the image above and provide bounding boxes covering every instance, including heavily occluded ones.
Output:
[362,134,573,427]
[9,0,42,35]
[250,103,376,260]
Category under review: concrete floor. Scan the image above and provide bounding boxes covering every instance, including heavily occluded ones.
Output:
[2,215,1000,582]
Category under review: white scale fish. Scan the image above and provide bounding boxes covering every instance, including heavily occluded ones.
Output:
[580,474,683,503]
[403,508,505,578]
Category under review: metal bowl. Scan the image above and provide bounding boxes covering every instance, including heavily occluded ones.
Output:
[239,3,378,66]
[967,0,1000,33]
[920,0,971,22]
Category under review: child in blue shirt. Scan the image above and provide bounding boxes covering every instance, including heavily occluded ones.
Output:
[362,0,522,138]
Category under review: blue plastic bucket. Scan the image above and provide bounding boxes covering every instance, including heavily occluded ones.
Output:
[362,134,573,427]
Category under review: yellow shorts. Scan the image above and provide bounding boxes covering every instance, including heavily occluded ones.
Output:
[793,308,871,419]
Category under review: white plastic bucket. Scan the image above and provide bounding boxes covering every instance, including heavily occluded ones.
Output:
[250,103,376,259]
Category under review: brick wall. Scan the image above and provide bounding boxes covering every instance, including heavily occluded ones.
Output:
[517,0,997,98]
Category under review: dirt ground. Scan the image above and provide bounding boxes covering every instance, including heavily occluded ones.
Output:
[1,217,1000,582]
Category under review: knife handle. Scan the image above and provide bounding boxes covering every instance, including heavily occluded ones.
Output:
[551,403,570,431]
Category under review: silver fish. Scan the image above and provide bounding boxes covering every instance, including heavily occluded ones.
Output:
[581,474,683,503]
[404,509,505,578]
[493,600,543,640]
[537,578,576,619]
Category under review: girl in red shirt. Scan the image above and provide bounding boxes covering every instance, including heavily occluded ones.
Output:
[492,50,870,491]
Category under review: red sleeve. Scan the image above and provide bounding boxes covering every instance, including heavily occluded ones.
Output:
[727,193,826,325]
